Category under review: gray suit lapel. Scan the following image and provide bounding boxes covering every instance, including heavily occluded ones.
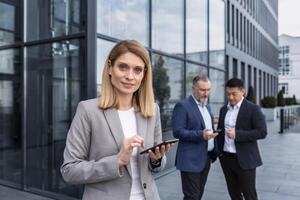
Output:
[103,108,132,177]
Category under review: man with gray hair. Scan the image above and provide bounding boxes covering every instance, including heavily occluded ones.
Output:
[172,74,219,200]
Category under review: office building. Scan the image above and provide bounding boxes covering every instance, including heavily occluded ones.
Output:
[225,0,278,103]
[278,34,300,102]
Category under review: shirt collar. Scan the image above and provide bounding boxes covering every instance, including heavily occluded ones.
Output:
[227,96,244,110]
[192,95,207,107]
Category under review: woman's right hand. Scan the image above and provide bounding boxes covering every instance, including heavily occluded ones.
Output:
[117,135,144,166]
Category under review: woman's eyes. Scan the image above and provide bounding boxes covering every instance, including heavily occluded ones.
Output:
[117,64,144,75]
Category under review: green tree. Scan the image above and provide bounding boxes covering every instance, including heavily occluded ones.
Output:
[246,86,256,104]
[277,90,285,106]
[153,56,170,129]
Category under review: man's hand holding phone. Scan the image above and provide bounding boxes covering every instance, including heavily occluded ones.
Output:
[203,129,220,140]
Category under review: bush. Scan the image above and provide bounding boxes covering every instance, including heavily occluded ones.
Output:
[285,97,294,106]
[277,90,285,106]
[261,96,277,108]
[246,86,256,104]
[293,95,298,105]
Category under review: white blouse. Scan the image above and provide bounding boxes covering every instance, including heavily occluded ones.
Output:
[118,107,145,200]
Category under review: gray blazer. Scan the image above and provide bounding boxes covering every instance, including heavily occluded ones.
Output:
[61,98,166,200]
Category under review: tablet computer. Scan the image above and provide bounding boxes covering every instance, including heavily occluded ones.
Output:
[140,139,179,155]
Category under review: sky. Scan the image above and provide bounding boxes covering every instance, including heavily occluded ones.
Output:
[278,0,300,36]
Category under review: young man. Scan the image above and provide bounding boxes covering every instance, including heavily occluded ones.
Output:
[217,78,267,200]
[172,75,218,200]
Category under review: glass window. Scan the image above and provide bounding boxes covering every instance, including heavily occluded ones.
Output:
[97,0,149,46]
[25,39,84,198]
[186,0,208,64]
[186,63,208,96]
[209,0,225,69]
[152,54,184,133]
[0,49,22,187]
[26,0,84,41]
[97,39,115,96]
[152,0,184,56]
[233,58,237,78]
[0,2,21,46]
[152,54,183,171]
[209,68,225,116]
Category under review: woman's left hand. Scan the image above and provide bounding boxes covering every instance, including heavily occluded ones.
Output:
[148,143,172,162]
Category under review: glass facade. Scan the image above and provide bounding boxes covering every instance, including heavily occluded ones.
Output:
[0,1,21,46]
[0,0,225,199]
[186,0,208,64]
[152,0,184,55]
[97,0,149,46]
[0,48,22,187]
[26,0,84,41]
[25,39,83,197]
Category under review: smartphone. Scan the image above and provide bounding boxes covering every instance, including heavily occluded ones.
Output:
[140,139,179,155]
[214,129,222,134]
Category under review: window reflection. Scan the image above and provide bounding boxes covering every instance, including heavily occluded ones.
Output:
[0,49,21,186]
[97,39,115,96]
[152,0,184,56]
[152,54,184,132]
[209,0,225,69]
[209,68,225,115]
[26,40,83,198]
[186,63,208,96]
[97,0,149,46]
[186,0,208,64]
[26,0,83,41]
[0,2,20,46]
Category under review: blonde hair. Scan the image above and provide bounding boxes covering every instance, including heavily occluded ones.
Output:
[99,40,155,117]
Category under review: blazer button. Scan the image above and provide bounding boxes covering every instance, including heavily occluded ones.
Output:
[143,183,147,189]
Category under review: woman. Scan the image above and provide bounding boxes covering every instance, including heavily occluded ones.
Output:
[61,40,170,200]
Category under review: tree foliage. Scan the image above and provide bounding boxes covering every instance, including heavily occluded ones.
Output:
[246,86,256,104]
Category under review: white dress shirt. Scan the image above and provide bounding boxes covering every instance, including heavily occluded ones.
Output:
[223,97,244,153]
[192,95,214,151]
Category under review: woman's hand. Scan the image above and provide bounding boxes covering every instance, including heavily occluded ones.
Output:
[117,135,144,166]
[148,143,172,163]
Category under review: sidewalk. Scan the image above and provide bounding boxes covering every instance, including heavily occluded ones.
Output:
[1,119,300,200]
[156,119,300,200]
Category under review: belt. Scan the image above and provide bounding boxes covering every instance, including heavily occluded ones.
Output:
[222,151,237,157]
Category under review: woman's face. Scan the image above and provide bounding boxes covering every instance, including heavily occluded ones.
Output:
[109,52,146,97]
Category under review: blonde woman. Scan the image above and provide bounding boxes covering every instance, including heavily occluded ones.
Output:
[61,40,171,200]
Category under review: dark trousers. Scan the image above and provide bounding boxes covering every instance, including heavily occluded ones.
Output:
[181,157,211,200]
[220,152,257,200]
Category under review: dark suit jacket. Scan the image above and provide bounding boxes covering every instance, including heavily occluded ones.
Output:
[172,95,218,172]
[217,99,267,170]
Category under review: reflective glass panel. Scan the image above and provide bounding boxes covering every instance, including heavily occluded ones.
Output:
[152,54,183,170]
[152,54,184,132]
[26,39,84,198]
[26,0,84,41]
[186,0,208,64]
[209,0,225,69]
[186,63,208,96]
[152,0,184,56]
[209,68,225,115]
[0,1,21,46]
[0,49,21,187]
[97,39,115,96]
[97,0,149,46]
